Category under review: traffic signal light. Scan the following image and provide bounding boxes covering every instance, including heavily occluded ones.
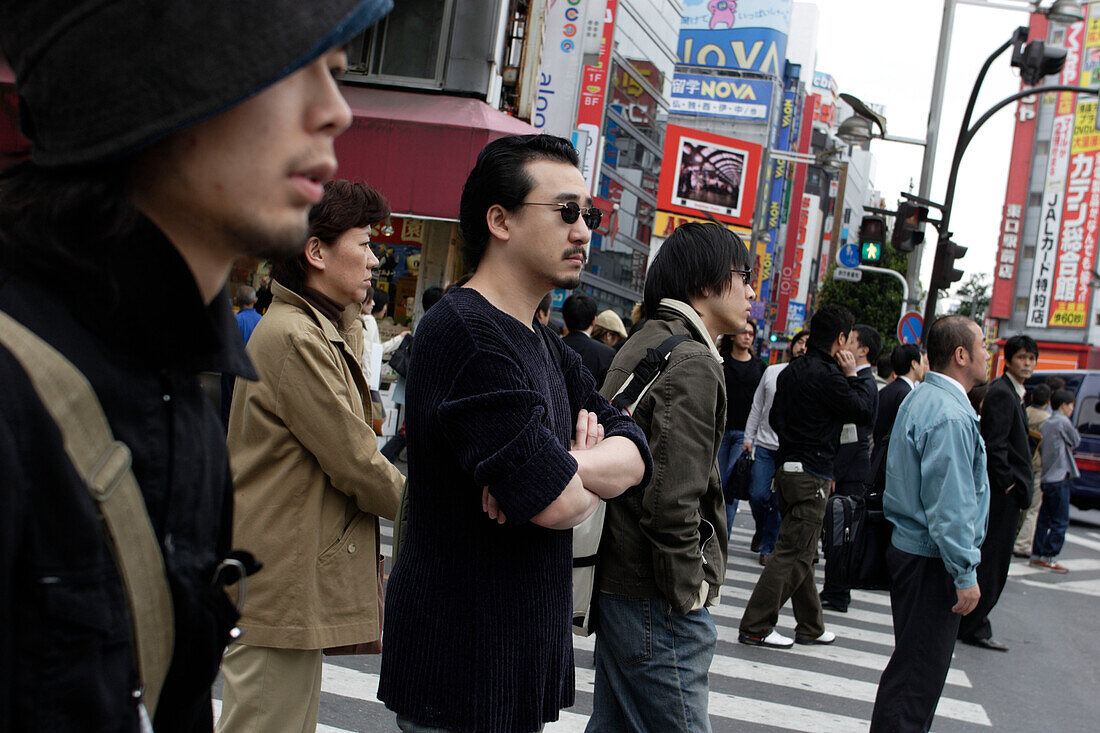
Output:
[891,202,928,253]
[859,215,885,264]
[930,238,968,292]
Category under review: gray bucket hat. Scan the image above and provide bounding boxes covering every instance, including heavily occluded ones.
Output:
[0,0,392,166]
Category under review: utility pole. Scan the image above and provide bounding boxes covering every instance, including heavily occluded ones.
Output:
[907,0,957,313]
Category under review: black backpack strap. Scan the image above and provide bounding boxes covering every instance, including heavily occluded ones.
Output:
[610,335,691,413]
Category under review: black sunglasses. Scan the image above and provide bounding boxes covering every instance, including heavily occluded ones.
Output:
[519,201,604,230]
[730,267,753,285]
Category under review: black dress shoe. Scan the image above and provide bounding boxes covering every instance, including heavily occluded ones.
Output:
[750,530,762,553]
[961,637,1009,652]
[820,600,848,613]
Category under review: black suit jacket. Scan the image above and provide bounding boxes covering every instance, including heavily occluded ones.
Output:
[561,331,616,389]
[865,377,912,493]
[981,374,1033,509]
[833,366,879,486]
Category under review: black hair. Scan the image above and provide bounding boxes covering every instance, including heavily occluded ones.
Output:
[891,344,922,376]
[1030,383,1052,407]
[459,134,579,271]
[878,352,895,379]
[791,330,810,349]
[807,304,854,351]
[422,285,444,312]
[0,159,138,307]
[271,179,389,295]
[1051,389,1075,410]
[562,293,598,332]
[851,324,882,364]
[537,292,553,316]
[371,288,389,312]
[1004,334,1039,362]
[643,222,751,317]
[926,315,978,371]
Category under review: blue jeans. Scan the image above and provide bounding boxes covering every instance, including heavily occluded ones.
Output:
[1033,479,1073,558]
[747,445,781,555]
[588,595,717,733]
[718,429,744,536]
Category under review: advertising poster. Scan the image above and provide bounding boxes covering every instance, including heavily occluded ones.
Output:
[1027,19,1080,328]
[759,85,799,303]
[575,0,616,190]
[1049,8,1100,327]
[990,13,1046,319]
[656,123,763,227]
[669,73,772,119]
[533,0,590,137]
[677,0,792,77]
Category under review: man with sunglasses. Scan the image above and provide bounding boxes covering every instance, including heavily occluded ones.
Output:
[378,134,652,733]
[588,222,755,733]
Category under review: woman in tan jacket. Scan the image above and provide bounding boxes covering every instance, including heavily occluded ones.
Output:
[218,181,405,733]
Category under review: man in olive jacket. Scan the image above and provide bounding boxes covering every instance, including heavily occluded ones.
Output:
[589,223,755,733]
[220,181,405,732]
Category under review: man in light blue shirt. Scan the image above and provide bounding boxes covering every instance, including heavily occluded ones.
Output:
[870,316,991,732]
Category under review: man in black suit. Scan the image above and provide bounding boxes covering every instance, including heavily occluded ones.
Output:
[561,293,616,388]
[820,324,881,612]
[864,345,927,497]
[958,334,1037,651]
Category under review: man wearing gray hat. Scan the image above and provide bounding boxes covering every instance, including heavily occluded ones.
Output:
[0,2,393,732]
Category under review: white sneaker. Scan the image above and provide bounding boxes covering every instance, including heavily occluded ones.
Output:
[739,630,794,648]
[796,630,836,645]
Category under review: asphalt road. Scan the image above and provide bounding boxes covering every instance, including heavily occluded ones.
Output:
[213,506,1100,732]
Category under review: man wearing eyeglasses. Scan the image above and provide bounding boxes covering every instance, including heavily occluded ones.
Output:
[588,222,755,733]
[378,134,652,733]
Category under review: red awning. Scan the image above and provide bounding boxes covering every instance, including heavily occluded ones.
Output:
[334,86,537,221]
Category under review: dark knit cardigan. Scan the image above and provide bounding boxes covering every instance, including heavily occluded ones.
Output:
[378,287,652,733]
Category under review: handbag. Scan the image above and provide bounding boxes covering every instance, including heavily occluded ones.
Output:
[724,449,753,503]
[323,549,385,655]
[388,334,412,378]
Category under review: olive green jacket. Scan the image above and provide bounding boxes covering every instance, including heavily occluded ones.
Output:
[597,299,728,615]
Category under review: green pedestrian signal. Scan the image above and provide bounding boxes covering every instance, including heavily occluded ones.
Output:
[861,240,882,263]
[859,215,885,264]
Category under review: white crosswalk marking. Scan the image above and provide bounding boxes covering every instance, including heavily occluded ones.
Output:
[221,519,1006,732]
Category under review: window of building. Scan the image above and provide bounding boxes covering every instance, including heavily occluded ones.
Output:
[1024,244,1036,259]
[1015,297,1028,314]
[343,0,454,88]
[1028,192,1042,208]
[1036,140,1050,156]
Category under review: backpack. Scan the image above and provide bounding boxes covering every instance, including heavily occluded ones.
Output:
[572,334,690,636]
[822,489,892,591]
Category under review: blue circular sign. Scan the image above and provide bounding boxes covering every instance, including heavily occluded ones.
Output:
[838,243,861,269]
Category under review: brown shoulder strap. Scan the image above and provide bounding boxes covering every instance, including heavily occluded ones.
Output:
[0,310,174,714]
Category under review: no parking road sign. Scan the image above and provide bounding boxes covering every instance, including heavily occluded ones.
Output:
[897,311,923,345]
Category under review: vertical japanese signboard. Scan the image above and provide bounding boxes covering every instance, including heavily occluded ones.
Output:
[759,87,796,303]
[533,0,590,137]
[575,0,616,191]
[991,13,1045,320]
[773,94,816,333]
[1048,8,1100,327]
[1027,19,1081,328]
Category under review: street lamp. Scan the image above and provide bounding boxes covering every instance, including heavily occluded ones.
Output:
[837,115,874,146]
[1046,0,1086,23]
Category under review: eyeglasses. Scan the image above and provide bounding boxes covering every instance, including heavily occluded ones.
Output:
[730,267,753,285]
[518,201,604,230]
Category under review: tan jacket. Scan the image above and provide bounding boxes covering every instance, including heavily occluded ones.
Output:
[1027,405,1050,478]
[227,281,404,649]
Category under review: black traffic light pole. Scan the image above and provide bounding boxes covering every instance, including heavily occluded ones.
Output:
[923,28,1100,327]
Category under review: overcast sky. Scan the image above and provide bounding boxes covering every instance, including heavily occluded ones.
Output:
[811,0,1049,294]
